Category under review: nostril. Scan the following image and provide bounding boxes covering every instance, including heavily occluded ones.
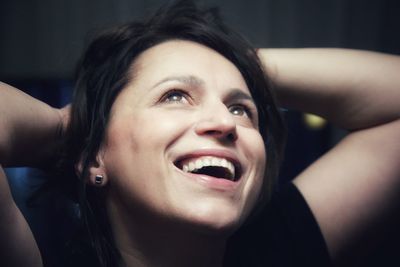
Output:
[194,117,237,141]
[227,132,237,142]
[203,130,237,142]
[204,130,220,135]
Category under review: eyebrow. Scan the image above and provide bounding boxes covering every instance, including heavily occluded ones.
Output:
[225,89,254,103]
[151,75,205,89]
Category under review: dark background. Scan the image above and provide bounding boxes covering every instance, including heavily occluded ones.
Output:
[1,0,399,266]
[1,0,400,79]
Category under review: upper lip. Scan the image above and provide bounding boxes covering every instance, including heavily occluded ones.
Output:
[173,148,243,180]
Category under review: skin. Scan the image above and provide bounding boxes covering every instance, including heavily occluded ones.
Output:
[0,83,63,267]
[260,48,400,264]
[89,40,266,267]
[0,47,399,267]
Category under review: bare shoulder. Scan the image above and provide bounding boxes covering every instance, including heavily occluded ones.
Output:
[293,119,400,262]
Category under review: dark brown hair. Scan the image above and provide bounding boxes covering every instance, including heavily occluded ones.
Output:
[61,1,286,265]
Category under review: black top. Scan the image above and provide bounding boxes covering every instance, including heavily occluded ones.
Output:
[60,183,331,267]
[225,183,331,267]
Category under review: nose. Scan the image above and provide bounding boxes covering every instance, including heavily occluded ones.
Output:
[194,102,238,142]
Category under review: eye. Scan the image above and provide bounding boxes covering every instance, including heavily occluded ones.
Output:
[228,104,252,118]
[161,89,190,104]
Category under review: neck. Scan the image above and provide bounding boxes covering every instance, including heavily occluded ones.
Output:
[107,199,228,267]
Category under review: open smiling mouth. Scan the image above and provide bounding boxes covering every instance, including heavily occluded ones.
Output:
[174,156,242,182]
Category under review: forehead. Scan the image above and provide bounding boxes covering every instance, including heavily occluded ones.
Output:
[130,40,249,91]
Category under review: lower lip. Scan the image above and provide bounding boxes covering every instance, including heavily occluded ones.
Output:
[179,169,240,191]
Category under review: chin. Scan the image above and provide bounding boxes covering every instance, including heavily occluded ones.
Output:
[184,219,241,238]
[179,205,247,237]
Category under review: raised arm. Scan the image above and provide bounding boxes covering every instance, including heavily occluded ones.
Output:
[0,82,66,166]
[260,48,400,129]
[259,49,400,264]
[0,82,67,266]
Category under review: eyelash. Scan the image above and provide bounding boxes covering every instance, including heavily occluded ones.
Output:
[228,104,253,119]
[160,89,190,104]
[159,89,255,120]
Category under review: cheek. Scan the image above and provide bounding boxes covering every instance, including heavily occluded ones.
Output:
[241,130,267,208]
[105,110,183,153]
[102,121,137,185]
[102,119,163,214]
[256,137,267,194]
[101,111,190,206]
[247,130,267,174]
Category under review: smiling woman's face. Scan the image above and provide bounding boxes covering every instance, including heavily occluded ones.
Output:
[100,40,266,234]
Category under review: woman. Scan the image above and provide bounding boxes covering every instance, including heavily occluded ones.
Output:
[1,1,399,267]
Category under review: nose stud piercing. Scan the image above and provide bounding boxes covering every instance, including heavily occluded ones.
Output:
[95,174,104,185]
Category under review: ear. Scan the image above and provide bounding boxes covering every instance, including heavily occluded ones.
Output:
[75,150,108,187]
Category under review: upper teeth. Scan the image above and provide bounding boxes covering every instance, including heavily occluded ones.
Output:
[181,156,235,179]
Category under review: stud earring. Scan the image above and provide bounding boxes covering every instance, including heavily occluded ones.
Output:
[95,174,104,185]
